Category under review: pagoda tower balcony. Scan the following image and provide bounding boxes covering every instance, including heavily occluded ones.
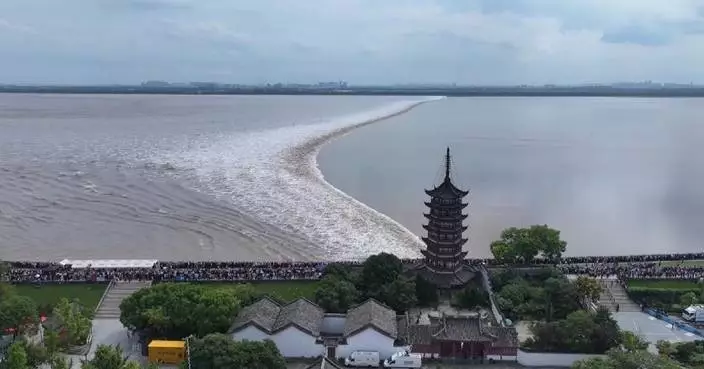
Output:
[423,224,468,233]
[422,237,468,248]
[421,249,468,260]
[424,201,469,210]
[423,213,469,221]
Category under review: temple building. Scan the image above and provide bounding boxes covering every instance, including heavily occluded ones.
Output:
[412,148,476,289]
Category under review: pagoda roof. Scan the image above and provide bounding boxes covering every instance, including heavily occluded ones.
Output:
[425,178,469,199]
[425,148,469,199]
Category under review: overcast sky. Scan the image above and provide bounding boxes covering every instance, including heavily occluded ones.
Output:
[1,0,703,85]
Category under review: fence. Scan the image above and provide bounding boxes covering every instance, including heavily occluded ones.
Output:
[479,265,506,326]
[517,350,605,367]
[643,308,704,337]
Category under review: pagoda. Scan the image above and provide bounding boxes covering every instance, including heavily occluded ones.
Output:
[414,147,476,288]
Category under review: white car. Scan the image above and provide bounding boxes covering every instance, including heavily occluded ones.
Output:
[383,351,422,368]
[344,351,380,367]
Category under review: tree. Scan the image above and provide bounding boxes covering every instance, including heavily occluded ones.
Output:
[17,340,49,369]
[358,253,403,294]
[184,333,286,369]
[655,340,675,358]
[572,349,681,369]
[525,308,621,354]
[543,277,581,321]
[48,356,72,369]
[453,284,489,310]
[314,276,360,313]
[322,263,355,282]
[620,331,649,352]
[0,294,39,340]
[489,225,567,264]
[119,283,254,339]
[575,276,603,303]
[377,277,417,313]
[414,275,438,307]
[53,298,92,347]
[529,224,567,262]
[80,345,128,369]
[3,342,29,369]
[680,291,698,307]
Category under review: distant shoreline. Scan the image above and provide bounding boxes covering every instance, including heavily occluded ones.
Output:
[4,86,704,97]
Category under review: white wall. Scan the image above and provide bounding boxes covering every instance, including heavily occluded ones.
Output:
[272,326,323,358]
[517,350,606,367]
[337,328,399,360]
[232,325,322,358]
[231,325,270,343]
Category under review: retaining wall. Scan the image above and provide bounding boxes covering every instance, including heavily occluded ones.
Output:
[517,350,605,367]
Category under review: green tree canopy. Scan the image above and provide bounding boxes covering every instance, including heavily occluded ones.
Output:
[184,333,286,369]
[572,349,681,369]
[119,283,255,339]
[525,307,621,354]
[414,274,438,307]
[2,342,29,369]
[452,284,489,310]
[358,252,403,293]
[575,276,603,303]
[52,298,92,347]
[490,225,567,264]
[314,276,360,313]
[0,294,39,339]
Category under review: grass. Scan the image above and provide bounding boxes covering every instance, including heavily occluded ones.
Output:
[212,281,321,302]
[627,279,700,290]
[12,283,108,312]
[658,260,704,267]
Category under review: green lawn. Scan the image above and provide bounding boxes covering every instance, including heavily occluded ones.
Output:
[658,260,704,267]
[12,283,108,312]
[212,281,321,302]
[627,279,700,290]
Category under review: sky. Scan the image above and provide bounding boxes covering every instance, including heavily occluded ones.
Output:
[1,0,704,85]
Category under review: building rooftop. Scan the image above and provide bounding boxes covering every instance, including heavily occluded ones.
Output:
[344,299,398,339]
[229,296,282,333]
[273,299,325,336]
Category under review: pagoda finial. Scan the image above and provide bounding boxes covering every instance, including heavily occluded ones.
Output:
[445,147,451,181]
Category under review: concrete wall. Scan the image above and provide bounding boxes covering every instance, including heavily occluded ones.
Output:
[232,325,322,358]
[336,329,399,359]
[272,326,323,358]
[517,350,605,367]
[231,325,270,343]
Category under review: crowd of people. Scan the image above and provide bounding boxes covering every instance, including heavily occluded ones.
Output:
[3,252,704,284]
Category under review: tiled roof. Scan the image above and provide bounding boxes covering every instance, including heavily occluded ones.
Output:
[229,297,324,336]
[229,296,281,333]
[396,313,519,348]
[485,326,519,347]
[431,316,491,342]
[273,299,325,336]
[344,299,398,338]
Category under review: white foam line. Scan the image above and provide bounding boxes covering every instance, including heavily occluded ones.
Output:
[154,96,444,261]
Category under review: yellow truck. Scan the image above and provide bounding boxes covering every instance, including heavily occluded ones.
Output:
[147,340,186,365]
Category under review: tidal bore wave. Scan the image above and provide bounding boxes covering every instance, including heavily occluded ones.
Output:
[153,97,442,260]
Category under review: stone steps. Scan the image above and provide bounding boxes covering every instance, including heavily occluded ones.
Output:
[598,280,640,312]
[94,281,151,319]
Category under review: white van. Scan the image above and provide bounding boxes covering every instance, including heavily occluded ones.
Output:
[344,351,380,367]
[383,352,422,368]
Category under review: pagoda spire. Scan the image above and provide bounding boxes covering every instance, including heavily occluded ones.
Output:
[445,147,451,181]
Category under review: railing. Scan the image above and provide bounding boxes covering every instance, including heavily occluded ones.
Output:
[479,265,506,327]
[93,279,116,316]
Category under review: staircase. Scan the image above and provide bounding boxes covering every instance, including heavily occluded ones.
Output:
[598,279,640,312]
[94,281,151,319]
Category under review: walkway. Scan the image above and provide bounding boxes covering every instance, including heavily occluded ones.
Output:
[94,281,151,319]
[598,279,640,312]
